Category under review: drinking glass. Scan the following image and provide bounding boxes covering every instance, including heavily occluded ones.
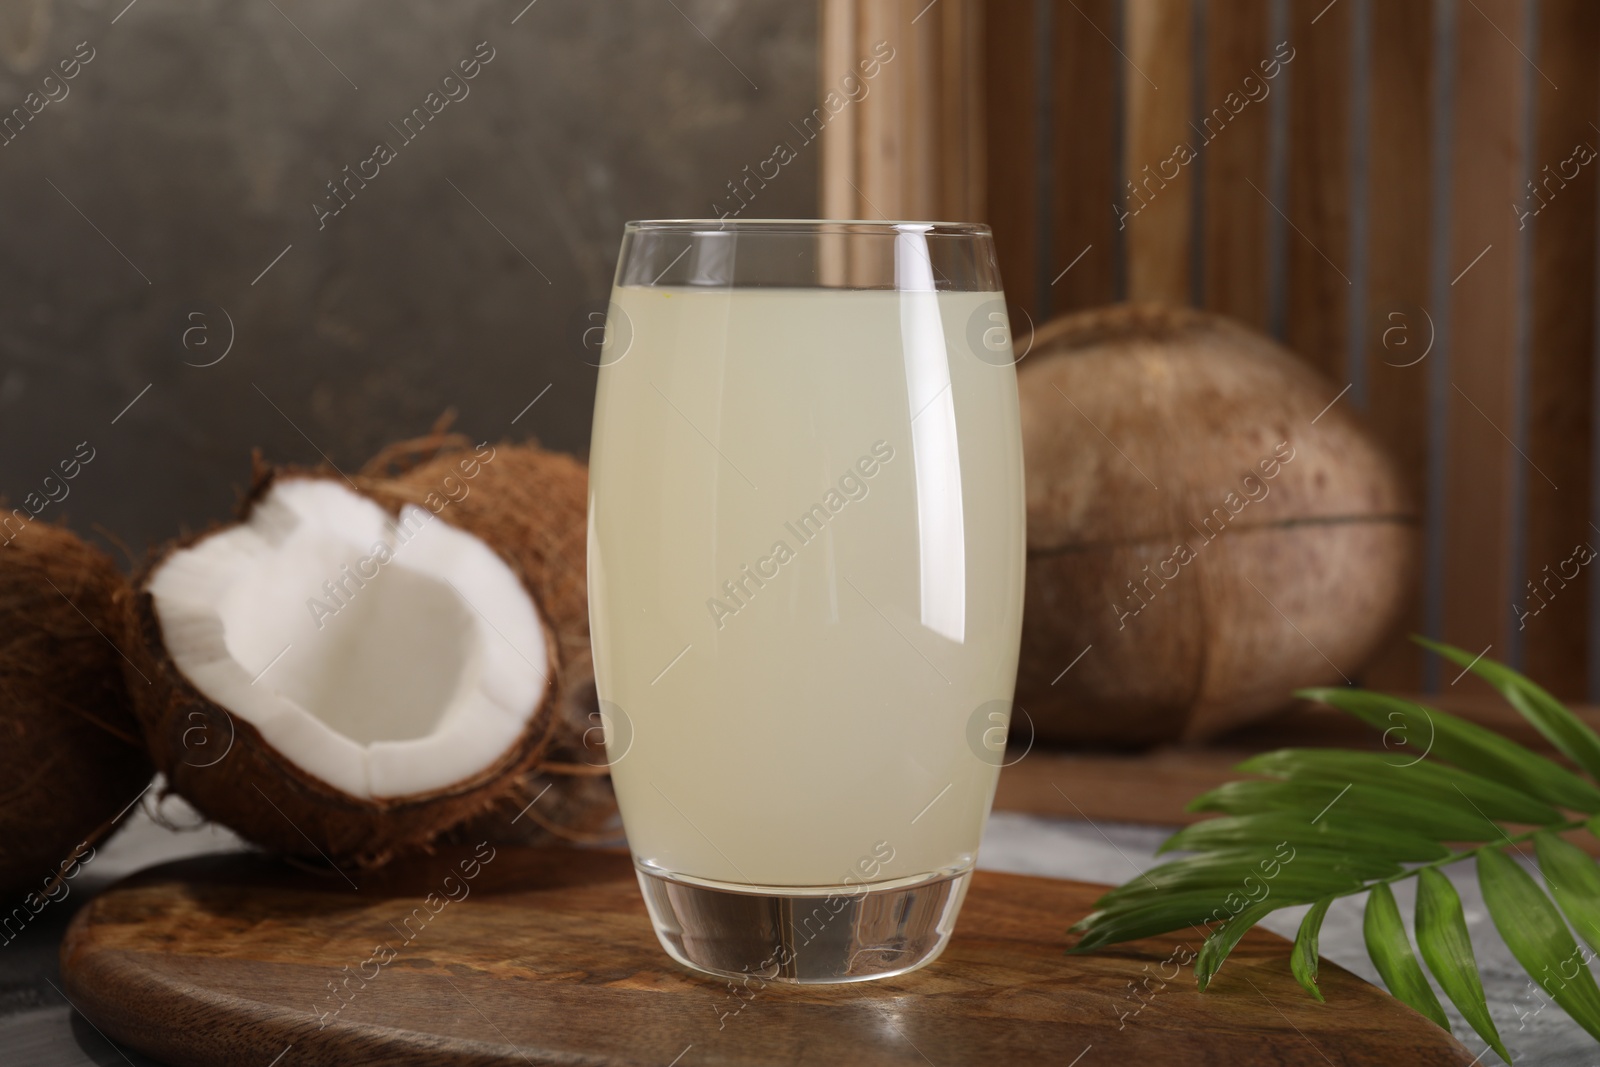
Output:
[587,219,1025,983]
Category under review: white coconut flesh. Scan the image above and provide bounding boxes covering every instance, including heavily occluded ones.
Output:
[147,478,549,800]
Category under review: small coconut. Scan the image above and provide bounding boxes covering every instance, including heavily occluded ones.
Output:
[126,437,595,866]
[0,520,151,899]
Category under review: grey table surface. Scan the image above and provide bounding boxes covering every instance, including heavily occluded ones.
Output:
[1,801,1589,1067]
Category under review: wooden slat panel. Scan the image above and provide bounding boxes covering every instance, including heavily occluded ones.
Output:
[1048,0,1120,315]
[1122,0,1194,306]
[1198,0,1273,330]
[1521,0,1599,695]
[818,1,985,222]
[984,0,1040,308]
[1439,0,1529,666]
[1357,0,1433,692]
[1283,0,1352,380]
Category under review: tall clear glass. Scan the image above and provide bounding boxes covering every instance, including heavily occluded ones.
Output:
[587,220,1025,984]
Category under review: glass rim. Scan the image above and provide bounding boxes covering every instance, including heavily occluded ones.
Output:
[622,219,993,238]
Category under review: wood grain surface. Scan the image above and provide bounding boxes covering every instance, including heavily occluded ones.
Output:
[983,0,1041,311]
[1523,0,1600,695]
[1357,0,1435,693]
[1048,0,1120,318]
[1284,0,1353,382]
[1199,0,1273,330]
[1440,0,1528,668]
[58,846,1473,1067]
[1123,0,1195,306]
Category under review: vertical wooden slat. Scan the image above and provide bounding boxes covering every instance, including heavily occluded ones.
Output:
[818,1,985,222]
[819,0,860,220]
[1283,0,1352,380]
[984,0,1041,308]
[942,0,988,222]
[1521,0,1599,695]
[1122,0,1194,305]
[1048,0,1120,315]
[1198,0,1274,330]
[858,1,911,217]
[1357,0,1434,692]
[1439,0,1529,665]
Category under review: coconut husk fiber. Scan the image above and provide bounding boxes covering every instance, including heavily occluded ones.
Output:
[0,519,151,899]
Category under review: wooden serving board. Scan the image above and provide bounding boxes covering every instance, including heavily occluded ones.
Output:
[61,846,1474,1067]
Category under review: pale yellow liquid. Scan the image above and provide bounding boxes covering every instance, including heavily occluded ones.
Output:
[588,286,1025,887]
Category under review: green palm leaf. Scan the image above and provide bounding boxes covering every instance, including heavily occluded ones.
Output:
[1296,687,1600,813]
[1159,813,1449,862]
[1414,867,1508,1061]
[1416,637,1600,781]
[1364,882,1449,1028]
[1097,847,1397,908]
[1189,779,1499,841]
[1478,846,1600,1044]
[1071,883,1337,952]
[1533,831,1600,955]
[1238,747,1561,825]
[1069,646,1600,1058]
[1196,899,1274,992]
[1290,897,1334,1002]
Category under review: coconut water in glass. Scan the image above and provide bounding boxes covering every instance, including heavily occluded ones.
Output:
[587,220,1025,983]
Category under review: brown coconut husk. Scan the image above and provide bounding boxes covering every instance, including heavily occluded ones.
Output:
[359,432,619,846]
[1016,303,1417,746]
[123,434,597,868]
[0,520,151,899]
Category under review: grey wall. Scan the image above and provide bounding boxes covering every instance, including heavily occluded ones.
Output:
[0,0,817,556]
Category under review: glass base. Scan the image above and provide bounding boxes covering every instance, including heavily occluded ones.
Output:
[635,861,972,984]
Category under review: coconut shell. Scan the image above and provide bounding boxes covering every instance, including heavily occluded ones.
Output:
[125,439,594,868]
[0,520,151,899]
[1016,304,1417,746]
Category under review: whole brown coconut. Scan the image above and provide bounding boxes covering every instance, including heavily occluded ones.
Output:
[0,520,151,899]
[1016,304,1416,746]
[125,436,601,867]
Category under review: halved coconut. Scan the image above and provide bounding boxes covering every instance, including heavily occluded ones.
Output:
[0,520,151,900]
[129,444,586,866]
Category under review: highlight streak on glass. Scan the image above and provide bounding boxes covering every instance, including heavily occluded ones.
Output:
[896,229,966,645]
